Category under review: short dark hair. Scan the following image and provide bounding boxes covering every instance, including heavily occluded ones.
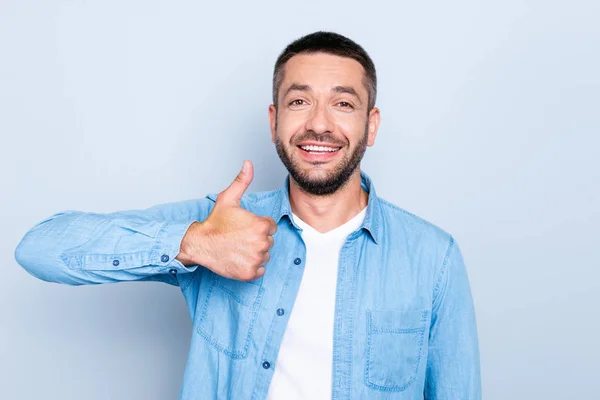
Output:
[273,31,377,111]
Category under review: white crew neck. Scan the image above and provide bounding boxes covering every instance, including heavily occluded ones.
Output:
[292,206,367,237]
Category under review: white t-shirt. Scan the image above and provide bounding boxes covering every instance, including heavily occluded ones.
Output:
[266,207,367,400]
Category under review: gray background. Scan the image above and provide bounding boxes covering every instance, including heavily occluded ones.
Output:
[1,0,598,399]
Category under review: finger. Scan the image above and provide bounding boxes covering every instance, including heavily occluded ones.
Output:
[264,217,278,236]
[255,266,266,279]
[217,160,254,205]
[262,252,271,265]
[266,235,274,250]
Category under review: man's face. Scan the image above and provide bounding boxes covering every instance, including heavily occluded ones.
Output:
[269,53,380,196]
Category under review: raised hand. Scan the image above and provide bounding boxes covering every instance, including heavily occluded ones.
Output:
[176,161,277,281]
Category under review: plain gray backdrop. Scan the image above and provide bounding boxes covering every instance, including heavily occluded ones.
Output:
[1,0,598,399]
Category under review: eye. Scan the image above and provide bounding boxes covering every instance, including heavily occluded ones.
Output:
[337,101,354,109]
[289,99,305,106]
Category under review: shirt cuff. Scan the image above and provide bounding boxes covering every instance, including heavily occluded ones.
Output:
[152,220,199,274]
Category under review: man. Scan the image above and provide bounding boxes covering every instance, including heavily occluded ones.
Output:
[15,31,481,399]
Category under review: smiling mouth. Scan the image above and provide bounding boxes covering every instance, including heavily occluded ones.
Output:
[297,144,342,154]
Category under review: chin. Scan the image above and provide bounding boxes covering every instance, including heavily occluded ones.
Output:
[299,165,336,179]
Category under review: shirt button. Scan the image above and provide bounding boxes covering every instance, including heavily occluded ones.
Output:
[262,361,270,369]
[276,308,284,316]
[161,254,170,263]
[168,268,177,275]
[294,258,302,265]
[112,260,120,267]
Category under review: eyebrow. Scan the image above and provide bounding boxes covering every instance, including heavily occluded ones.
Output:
[283,83,362,102]
[284,83,311,98]
[331,85,359,98]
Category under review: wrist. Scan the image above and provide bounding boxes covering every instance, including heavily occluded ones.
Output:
[176,221,207,267]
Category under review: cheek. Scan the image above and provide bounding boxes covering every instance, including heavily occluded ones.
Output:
[337,116,367,141]
[276,113,306,140]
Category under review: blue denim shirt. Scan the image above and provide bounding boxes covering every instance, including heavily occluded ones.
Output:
[15,171,481,399]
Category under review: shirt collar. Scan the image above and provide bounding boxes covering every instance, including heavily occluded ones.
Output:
[271,170,381,244]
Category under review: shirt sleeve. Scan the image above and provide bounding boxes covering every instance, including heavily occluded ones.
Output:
[424,237,482,399]
[14,197,216,287]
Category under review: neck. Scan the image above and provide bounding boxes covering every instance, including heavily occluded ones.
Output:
[289,169,368,233]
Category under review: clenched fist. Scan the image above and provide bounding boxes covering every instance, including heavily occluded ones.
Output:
[176,161,277,281]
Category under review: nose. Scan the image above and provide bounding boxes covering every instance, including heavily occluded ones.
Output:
[304,102,335,135]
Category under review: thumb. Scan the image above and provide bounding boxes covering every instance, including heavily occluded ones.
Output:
[218,160,254,205]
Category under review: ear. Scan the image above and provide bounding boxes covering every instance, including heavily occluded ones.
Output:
[367,107,380,147]
[268,104,277,143]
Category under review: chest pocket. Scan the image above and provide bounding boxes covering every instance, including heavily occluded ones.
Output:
[365,309,430,392]
[196,273,264,359]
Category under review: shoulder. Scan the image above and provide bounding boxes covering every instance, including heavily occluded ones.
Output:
[376,197,459,292]
[377,197,452,245]
[375,196,456,279]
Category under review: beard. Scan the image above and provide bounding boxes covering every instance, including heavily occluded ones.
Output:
[274,123,369,196]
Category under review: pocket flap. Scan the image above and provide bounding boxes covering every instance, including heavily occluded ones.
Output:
[369,309,429,333]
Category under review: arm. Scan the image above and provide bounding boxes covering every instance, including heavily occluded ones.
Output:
[15,161,277,286]
[14,198,215,286]
[424,238,481,399]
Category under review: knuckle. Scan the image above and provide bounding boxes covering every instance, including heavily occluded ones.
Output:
[239,270,254,281]
[257,241,269,252]
[234,173,245,184]
[257,219,270,233]
[266,217,278,233]
[251,254,263,266]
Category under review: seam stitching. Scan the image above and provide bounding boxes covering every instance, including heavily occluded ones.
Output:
[432,237,454,309]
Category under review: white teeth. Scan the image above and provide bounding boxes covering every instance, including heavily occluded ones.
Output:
[300,145,340,152]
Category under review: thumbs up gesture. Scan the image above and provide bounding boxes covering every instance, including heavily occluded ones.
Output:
[176,161,278,281]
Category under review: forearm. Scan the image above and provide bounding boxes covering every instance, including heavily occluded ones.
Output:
[14,198,215,285]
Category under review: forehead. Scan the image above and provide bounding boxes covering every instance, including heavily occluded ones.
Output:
[281,53,367,93]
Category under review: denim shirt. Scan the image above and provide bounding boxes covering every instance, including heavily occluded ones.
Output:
[15,171,481,399]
